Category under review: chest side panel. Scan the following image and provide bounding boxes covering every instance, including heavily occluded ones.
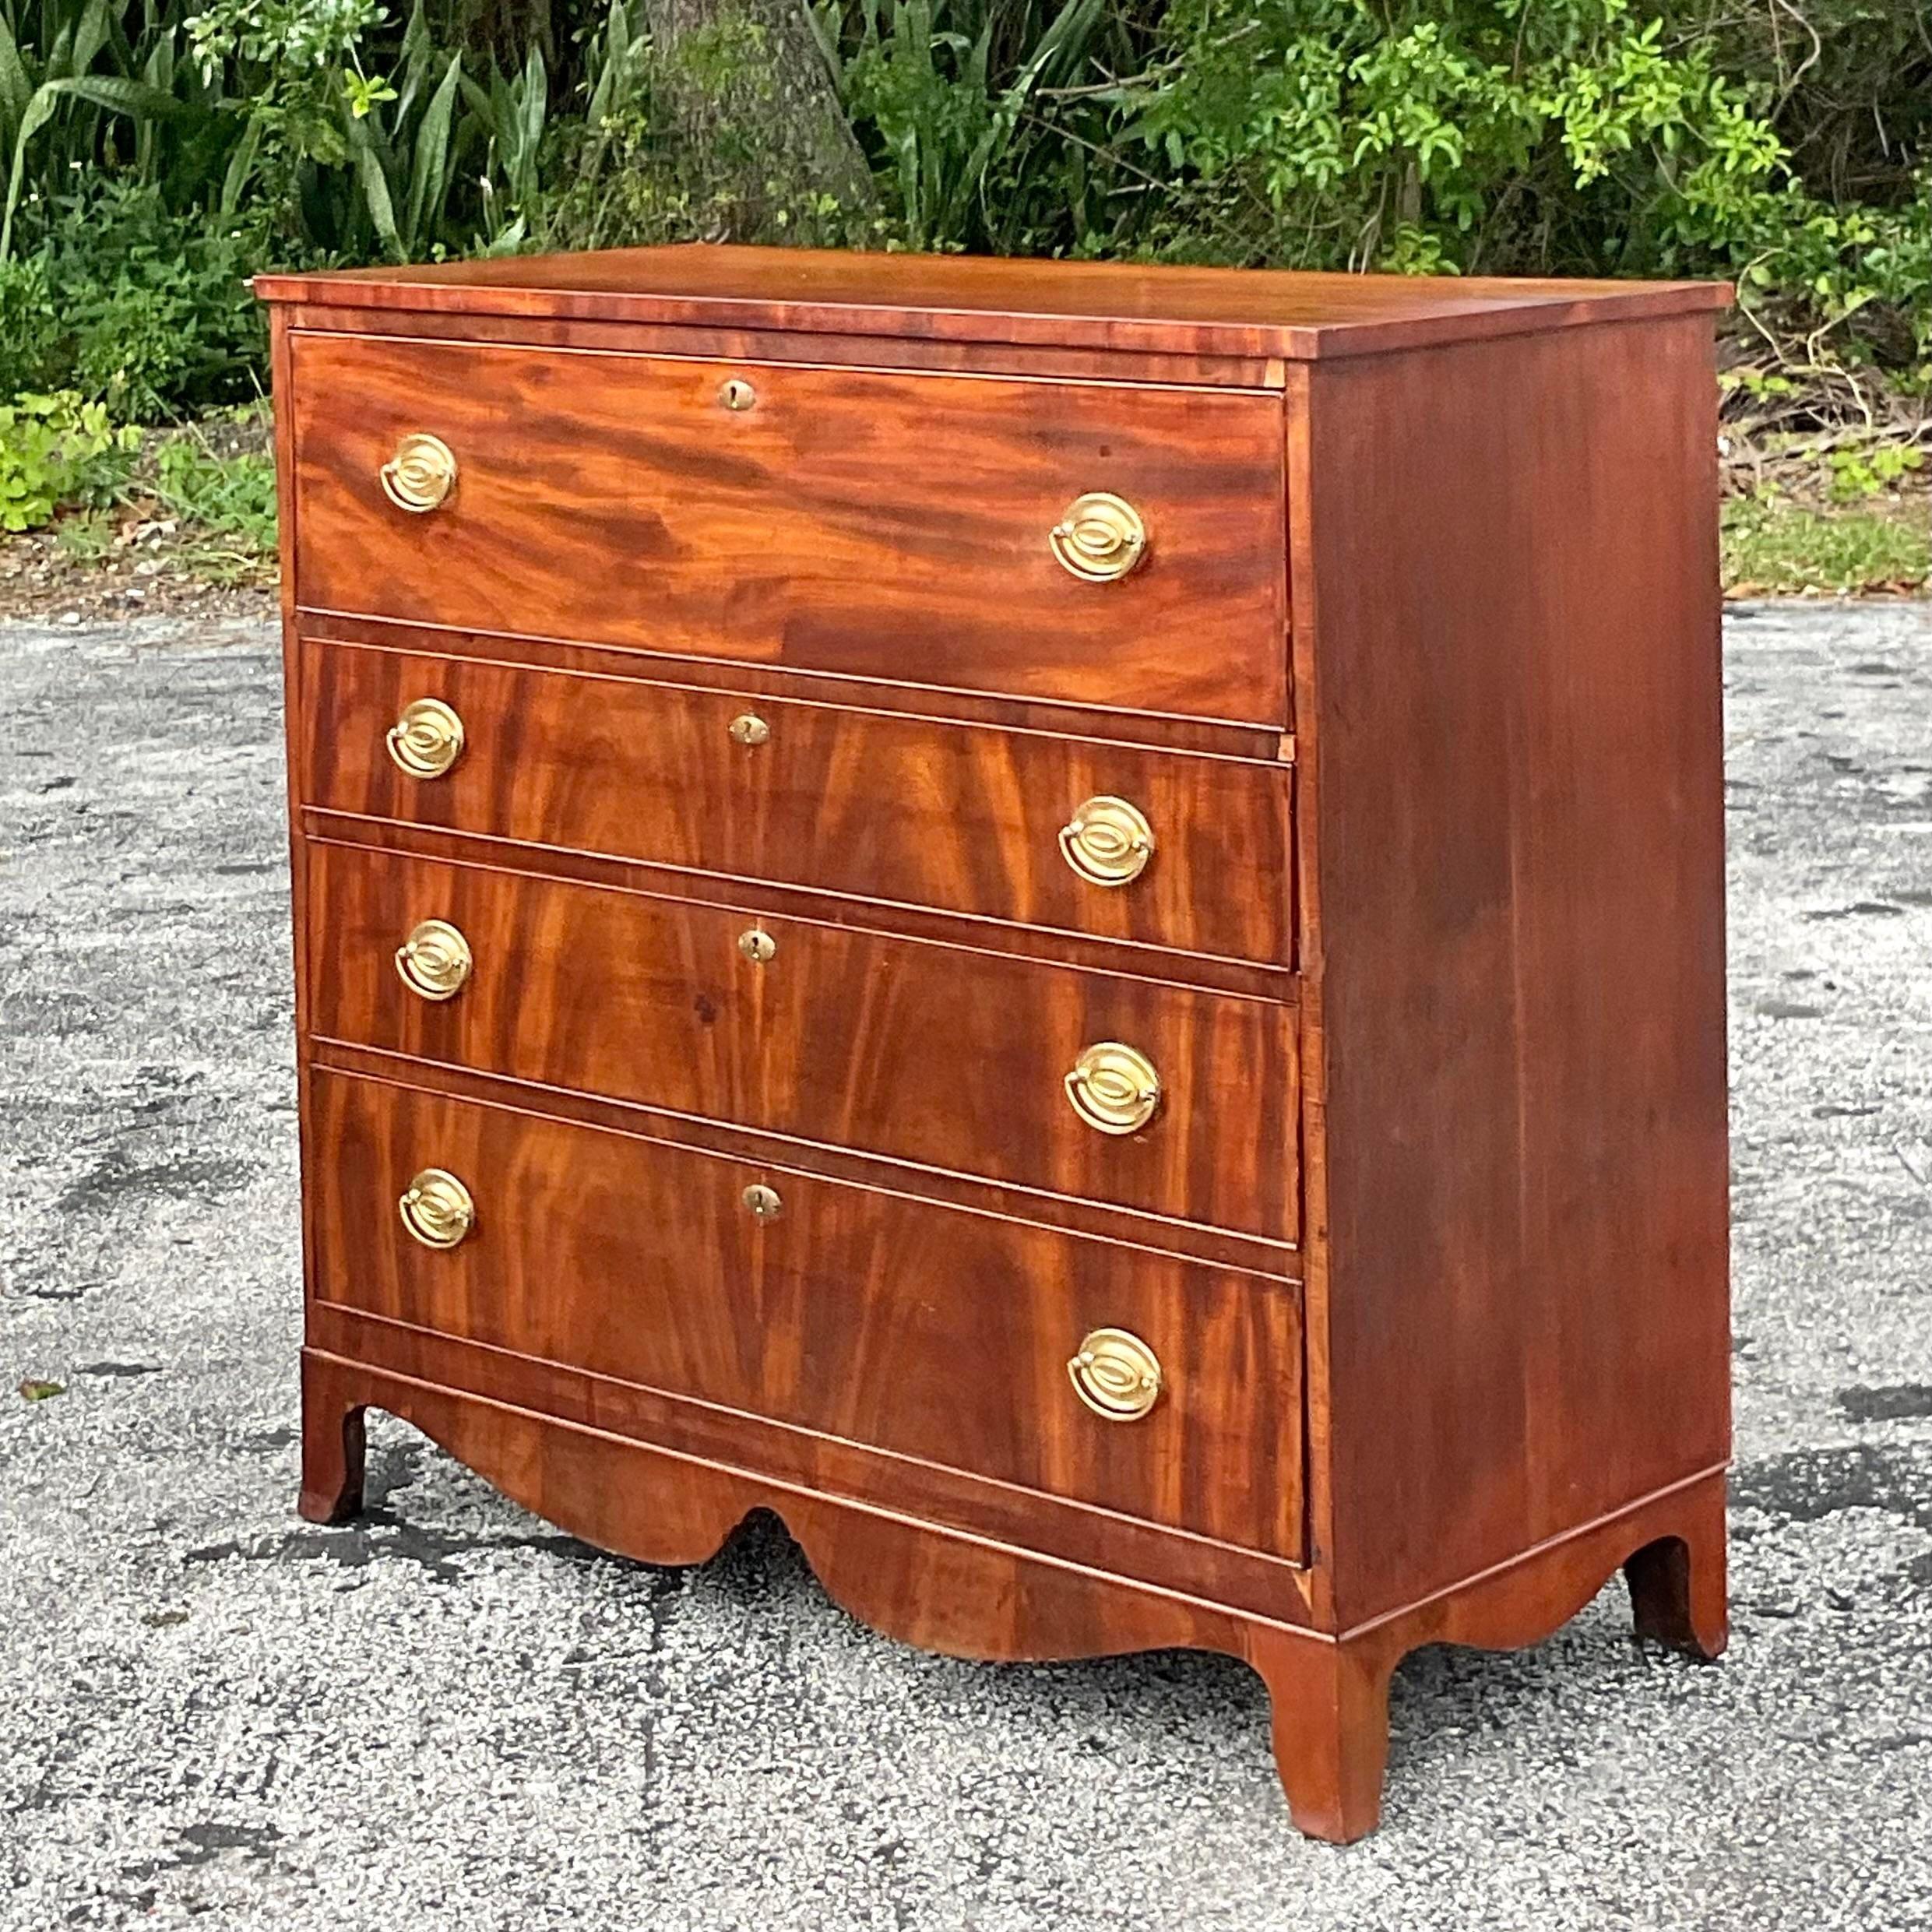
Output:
[1298,315,1731,1626]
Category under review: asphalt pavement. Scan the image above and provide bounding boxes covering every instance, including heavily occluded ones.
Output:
[1,604,1928,1929]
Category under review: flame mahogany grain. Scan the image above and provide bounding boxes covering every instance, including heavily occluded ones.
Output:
[297,635,1294,967]
[288,332,1289,721]
[304,839,1297,1245]
[265,249,1733,1843]
[307,1068,1306,1561]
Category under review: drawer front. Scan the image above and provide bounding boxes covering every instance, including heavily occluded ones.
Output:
[289,334,1287,722]
[307,843,1298,1243]
[302,642,1292,966]
[309,1071,1306,1561]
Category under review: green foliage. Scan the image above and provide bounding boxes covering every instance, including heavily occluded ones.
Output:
[1723,487,1930,596]
[535,3,871,251]
[817,0,1932,385]
[26,179,261,417]
[146,414,277,552]
[0,0,547,273]
[1825,440,1925,504]
[0,388,138,530]
[830,0,1121,254]
[1107,0,1831,280]
[0,0,1923,426]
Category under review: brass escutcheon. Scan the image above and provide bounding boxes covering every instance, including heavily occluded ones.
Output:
[386,697,465,779]
[718,377,757,412]
[741,1183,783,1220]
[1065,1040,1162,1135]
[1059,795,1155,888]
[395,919,473,1001]
[399,1167,475,1249]
[728,713,770,748]
[737,927,776,965]
[1068,1327,1163,1421]
[1049,492,1148,582]
[379,432,457,513]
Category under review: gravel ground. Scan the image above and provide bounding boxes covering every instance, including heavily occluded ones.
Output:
[1,606,1928,1930]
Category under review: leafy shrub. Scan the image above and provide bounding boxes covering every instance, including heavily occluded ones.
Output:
[0,0,1924,426]
[819,0,1931,391]
[1105,2,1758,268]
[831,0,1125,255]
[0,254,58,401]
[0,0,544,274]
[29,181,264,420]
[0,391,140,531]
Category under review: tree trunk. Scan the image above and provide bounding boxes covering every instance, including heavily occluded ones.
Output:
[639,0,875,226]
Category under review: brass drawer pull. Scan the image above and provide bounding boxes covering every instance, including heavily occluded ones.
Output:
[395,919,473,1001]
[742,1183,783,1220]
[1065,1041,1162,1135]
[1068,1327,1163,1421]
[1060,796,1155,887]
[1049,492,1148,582]
[728,713,770,748]
[399,1168,474,1249]
[380,432,456,513]
[386,698,465,779]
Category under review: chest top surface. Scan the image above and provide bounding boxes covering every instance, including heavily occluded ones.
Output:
[253,241,1728,361]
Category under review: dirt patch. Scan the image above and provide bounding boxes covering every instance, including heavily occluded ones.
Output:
[0,522,276,625]
[0,408,278,625]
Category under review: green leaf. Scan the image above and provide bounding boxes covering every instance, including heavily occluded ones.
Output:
[53,75,185,121]
[0,19,33,147]
[219,113,265,218]
[2,83,66,259]
[405,53,463,253]
[70,0,111,81]
[348,123,403,260]
[1,69,186,258]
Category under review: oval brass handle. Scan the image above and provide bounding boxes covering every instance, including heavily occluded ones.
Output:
[379,432,456,513]
[386,698,465,780]
[395,919,473,1001]
[1068,1327,1163,1421]
[399,1167,475,1249]
[1049,492,1148,582]
[1059,796,1155,888]
[1065,1041,1162,1135]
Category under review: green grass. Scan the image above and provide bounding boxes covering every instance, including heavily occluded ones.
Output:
[28,403,278,586]
[145,411,278,577]
[1723,491,1930,598]
[51,505,117,565]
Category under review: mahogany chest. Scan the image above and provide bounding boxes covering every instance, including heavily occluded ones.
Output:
[255,245,1733,1841]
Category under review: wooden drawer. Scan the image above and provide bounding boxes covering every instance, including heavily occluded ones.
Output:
[287,333,1287,723]
[308,1070,1306,1561]
[301,641,1292,966]
[305,841,1298,1243]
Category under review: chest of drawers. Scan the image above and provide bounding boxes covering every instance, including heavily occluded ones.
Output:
[256,245,1732,1841]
